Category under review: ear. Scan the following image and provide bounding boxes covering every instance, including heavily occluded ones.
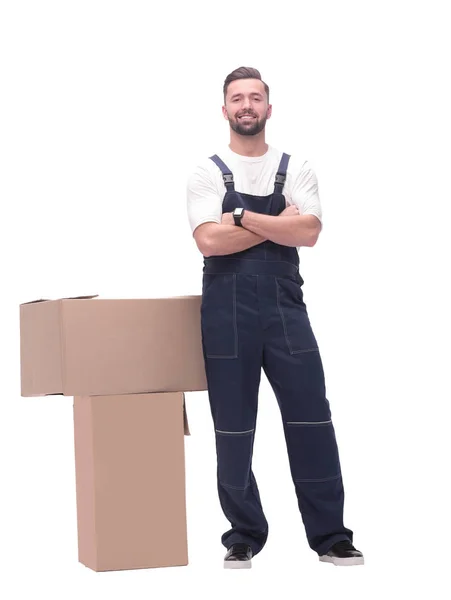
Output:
[222,105,229,120]
[267,104,273,119]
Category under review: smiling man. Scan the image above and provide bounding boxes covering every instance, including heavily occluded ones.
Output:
[186,66,363,569]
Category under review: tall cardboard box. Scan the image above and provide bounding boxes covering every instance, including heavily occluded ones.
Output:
[74,392,190,571]
[19,295,207,397]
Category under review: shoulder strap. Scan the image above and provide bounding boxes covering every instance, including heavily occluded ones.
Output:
[274,152,291,194]
[209,155,235,191]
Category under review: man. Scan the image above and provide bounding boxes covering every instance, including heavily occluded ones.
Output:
[186,67,363,569]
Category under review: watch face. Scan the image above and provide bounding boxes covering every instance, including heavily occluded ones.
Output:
[235,208,244,216]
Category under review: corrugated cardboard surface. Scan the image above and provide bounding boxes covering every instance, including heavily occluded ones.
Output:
[20,295,207,396]
[73,392,189,571]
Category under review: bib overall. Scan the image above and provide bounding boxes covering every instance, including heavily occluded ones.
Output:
[200,153,353,557]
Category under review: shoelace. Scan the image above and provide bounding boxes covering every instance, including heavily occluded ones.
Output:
[334,540,355,551]
[229,543,250,556]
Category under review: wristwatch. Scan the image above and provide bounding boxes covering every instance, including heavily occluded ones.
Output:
[233,207,245,227]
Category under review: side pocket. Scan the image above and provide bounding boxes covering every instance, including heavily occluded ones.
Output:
[201,273,238,359]
[276,277,319,355]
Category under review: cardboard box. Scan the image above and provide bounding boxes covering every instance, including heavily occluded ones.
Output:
[20,295,207,397]
[74,391,190,571]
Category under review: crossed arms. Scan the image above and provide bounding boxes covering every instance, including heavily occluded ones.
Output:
[194,208,322,258]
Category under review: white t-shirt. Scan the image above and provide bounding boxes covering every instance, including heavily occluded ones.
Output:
[186,145,323,236]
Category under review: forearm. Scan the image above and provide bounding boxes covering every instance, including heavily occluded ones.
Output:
[204,224,266,257]
[242,212,320,247]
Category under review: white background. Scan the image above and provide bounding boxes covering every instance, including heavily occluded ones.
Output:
[1,0,450,598]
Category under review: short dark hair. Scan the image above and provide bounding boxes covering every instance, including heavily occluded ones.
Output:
[223,67,270,102]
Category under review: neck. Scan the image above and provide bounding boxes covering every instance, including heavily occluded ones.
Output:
[228,129,268,157]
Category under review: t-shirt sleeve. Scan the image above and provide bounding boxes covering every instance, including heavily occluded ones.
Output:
[186,166,222,234]
[291,161,323,226]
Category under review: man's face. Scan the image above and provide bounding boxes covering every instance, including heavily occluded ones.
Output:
[222,79,272,136]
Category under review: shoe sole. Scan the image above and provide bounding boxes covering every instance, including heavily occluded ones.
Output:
[319,555,364,566]
[224,560,252,569]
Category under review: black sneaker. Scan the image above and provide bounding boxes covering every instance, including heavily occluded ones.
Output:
[224,543,253,569]
[319,540,364,566]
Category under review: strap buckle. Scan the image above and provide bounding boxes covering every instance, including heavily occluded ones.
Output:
[275,173,286,184]
[223,174,234,184]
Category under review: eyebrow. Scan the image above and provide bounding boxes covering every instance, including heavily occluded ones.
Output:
[230,92,264,100]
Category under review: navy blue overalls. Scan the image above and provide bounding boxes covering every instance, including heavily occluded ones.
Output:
[200,152,353,557]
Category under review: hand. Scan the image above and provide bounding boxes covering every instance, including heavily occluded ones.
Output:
[221,212,235,226]
[279,204,299,217]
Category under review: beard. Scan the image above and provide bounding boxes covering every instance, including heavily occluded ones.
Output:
[229,112,267,136]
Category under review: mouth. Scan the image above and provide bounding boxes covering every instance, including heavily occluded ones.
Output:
[238,115,257,121]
